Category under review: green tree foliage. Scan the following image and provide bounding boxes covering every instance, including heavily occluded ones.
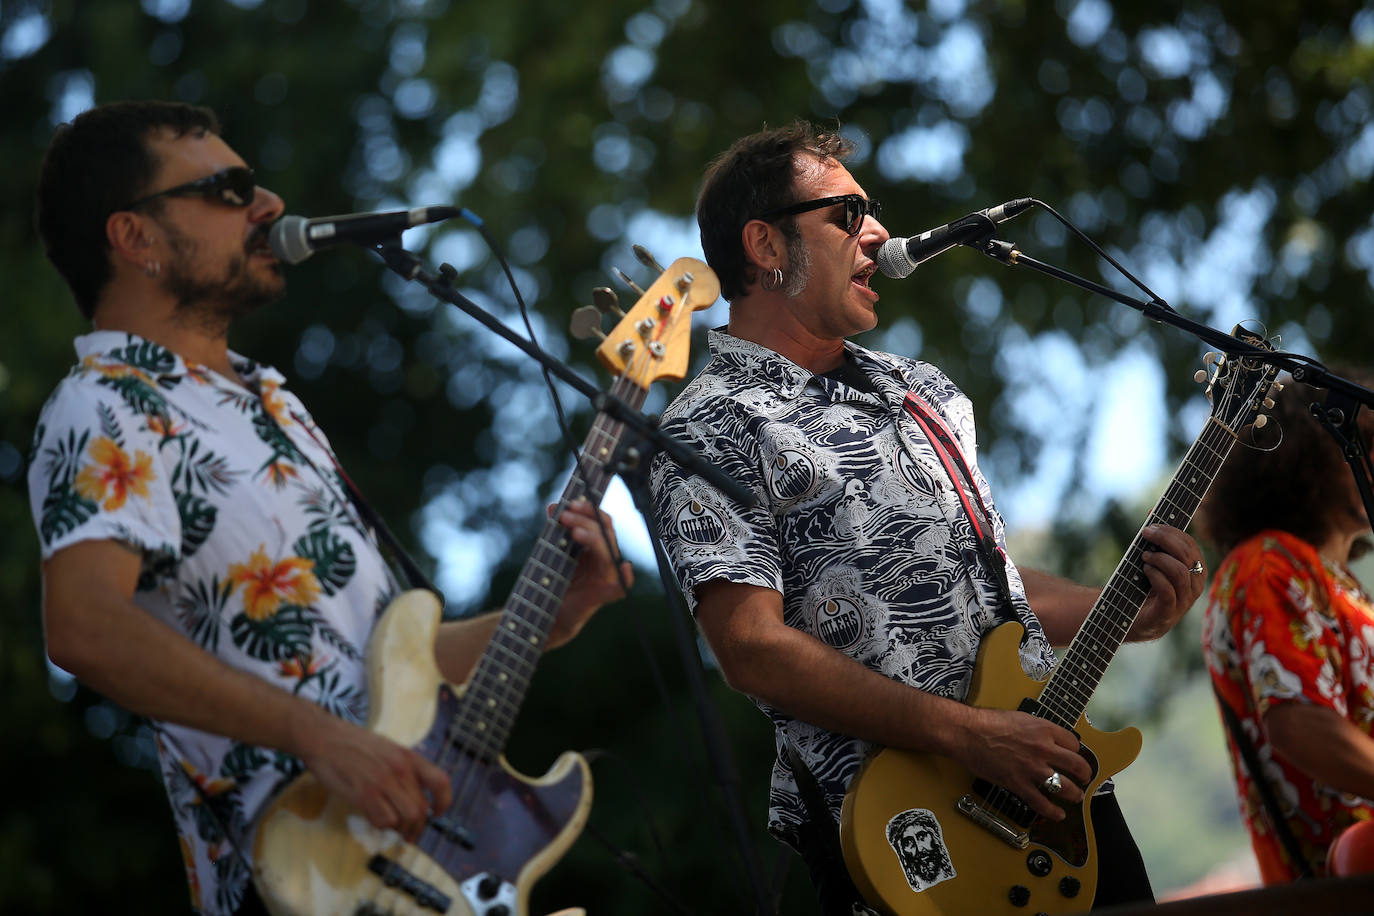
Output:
[2,0,1373,911]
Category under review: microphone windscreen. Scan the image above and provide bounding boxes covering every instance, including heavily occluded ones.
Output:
[875,237,916,279]
[268,216,313,265]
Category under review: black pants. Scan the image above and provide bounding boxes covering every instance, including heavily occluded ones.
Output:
[800,793,1153,915]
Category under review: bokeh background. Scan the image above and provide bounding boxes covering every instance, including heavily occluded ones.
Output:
[3,0,1373,912]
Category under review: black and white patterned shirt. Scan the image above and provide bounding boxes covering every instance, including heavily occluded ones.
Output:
[649,329,1058,850]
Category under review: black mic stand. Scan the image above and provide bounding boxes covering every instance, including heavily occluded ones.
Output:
[975,237,1374,526]
[368,240,771,913]
[612,433,774,916]
[371,242,754,508]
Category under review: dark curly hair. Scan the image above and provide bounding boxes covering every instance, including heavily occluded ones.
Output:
[35,100,221,319]
[1196,372,1374,558]
[696,121,851,302]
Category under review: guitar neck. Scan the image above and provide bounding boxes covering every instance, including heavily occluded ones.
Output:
[450,375,647,759]
[1036,416,1237,729]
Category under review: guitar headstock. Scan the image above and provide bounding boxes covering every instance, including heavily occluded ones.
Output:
[573,254,719,390]
[1195,325,1280,434]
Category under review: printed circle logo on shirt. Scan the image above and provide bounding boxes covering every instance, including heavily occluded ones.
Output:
[768,448,817,502]
[676,500,727,546]
[813,595,866,651]
[894,445,928,494]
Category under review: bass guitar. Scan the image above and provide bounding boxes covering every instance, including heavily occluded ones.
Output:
[251,256,719,915]
[840,331,1277,915]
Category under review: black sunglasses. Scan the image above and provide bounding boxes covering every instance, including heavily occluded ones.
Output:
[756,194,882,236]
[122,166,257,211]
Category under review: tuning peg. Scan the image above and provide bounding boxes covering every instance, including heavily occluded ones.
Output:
[1254,415,1269,429]
[632,244,665,274]
[592,287,624,318]
[1193,370,1208,383]
[570,305,607,341]
[1203,352,1219,366]
[1272,382,1285,393]
[1263,397,1275,409]
[613,267,647,297]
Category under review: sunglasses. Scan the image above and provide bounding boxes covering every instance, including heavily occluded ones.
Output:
[756,194,882,236]
[122,166,257,211]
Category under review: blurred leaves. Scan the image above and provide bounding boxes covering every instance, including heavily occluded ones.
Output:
[3,0,1374,910]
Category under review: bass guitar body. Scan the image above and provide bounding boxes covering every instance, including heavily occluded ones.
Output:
[252,590,592,916]
[840,622,1142,916]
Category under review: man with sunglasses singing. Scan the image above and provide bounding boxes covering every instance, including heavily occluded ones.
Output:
[649,122,1206,913]
[27,100,630,915]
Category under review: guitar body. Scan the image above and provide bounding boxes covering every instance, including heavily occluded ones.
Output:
[253,590,592,916]
[840,622,1142,916]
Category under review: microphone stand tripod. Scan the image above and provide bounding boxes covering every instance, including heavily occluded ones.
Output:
[974,236,1374,527]
[368,239,772,914]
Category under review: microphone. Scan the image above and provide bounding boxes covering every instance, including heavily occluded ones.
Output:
[876,198,1035,279]
[268,206,461,264]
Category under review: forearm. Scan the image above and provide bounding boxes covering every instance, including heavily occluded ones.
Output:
[717,624,978,758]
[433,613,501,684]
[1267,703,1374,801]
[1021,567,1100,646]
[45,586,335,758]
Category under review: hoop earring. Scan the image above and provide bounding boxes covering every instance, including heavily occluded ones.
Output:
[145,260,162,278]
[761,266,784,291]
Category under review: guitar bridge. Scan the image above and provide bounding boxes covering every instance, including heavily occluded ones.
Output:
[957,793,1030,849]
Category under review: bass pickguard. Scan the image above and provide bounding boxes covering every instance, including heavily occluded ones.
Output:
[410,685,589,889]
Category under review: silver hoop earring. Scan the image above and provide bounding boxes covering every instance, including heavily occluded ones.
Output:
[761,267,784,291]
[144,260,162,278]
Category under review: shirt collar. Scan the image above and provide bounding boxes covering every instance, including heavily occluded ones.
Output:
[705,328,906,400]
[74,330,284,390]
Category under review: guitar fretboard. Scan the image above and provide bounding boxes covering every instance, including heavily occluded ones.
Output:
[448,373,646,760]
[1034,416,1236,730]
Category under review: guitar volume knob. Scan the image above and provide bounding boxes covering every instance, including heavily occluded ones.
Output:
[1025,849,1052,877]
[1059,875,1082,898]
[1009,885,1031,907]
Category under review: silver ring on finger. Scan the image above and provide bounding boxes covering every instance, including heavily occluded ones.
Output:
[1041,771,1063,796]
[1189,560,1205,575]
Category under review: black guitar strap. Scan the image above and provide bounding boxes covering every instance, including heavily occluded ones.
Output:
[288,409,443,603]
[1212,685,1315,879]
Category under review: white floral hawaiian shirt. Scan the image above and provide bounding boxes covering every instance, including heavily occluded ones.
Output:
[28,331,400,915]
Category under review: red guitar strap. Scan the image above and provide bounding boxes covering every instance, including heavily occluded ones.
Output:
[901,391,1016,611]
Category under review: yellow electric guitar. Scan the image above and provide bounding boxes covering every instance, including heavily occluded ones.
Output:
[251,256,719,916]
[840,331,1278,916]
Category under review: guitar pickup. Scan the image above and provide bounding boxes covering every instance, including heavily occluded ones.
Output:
[427,814,476,849]
[367,854,451,913]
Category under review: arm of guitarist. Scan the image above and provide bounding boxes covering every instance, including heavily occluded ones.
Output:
[1266,703,1374,801]
[43,538,453,842]
[432,498,633,684]
[695,580,1091,821]
[1021,524,1207,646]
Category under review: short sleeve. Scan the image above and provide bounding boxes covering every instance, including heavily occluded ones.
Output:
[1230,549,1346,718]
[28,378,181,571]
[649,404,783,613]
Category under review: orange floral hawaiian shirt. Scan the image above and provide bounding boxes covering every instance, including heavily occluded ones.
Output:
[1202,529,1374,882]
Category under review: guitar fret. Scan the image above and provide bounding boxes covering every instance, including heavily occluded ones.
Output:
[436,373,650,760]
[1039,402,1256,720]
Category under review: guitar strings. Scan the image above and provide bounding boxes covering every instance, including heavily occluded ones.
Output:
[977,417,1237,827]
[412,279,693,889]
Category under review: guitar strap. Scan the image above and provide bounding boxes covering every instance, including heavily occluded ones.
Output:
[289,409,444,604]
[1211,685,1315,879]
[900,392,1018,615]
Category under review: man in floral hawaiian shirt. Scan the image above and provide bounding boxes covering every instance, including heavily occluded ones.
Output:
[649,123,1209,913]
[28,100,630,915]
